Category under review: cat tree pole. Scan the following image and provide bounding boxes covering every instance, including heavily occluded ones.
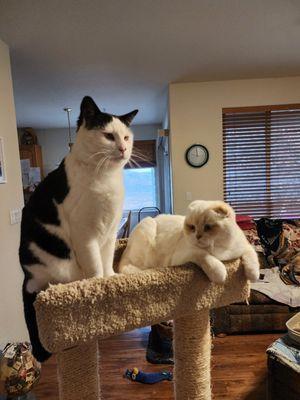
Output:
[35,242,249,400]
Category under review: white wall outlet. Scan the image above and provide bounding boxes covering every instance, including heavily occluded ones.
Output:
[10,208,22,225]
[186,192,192,201]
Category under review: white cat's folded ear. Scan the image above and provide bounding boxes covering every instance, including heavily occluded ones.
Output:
[211,202,234,219]
[187,200,235,219]
[187,200,207,214]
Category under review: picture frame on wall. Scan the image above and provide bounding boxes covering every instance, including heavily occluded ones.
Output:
[0,137,7,183]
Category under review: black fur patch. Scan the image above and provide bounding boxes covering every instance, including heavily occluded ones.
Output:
[77,96,113,130]
[19,240,41,273]
[19,159,70,269]
[118,109,139,127]
[22,281,51,362]
[20,215,70,263]
[24,159,69,225]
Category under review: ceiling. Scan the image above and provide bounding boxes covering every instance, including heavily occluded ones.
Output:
[0,0,300,128]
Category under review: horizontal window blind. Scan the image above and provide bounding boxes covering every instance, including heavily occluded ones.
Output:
[223,105,300,219]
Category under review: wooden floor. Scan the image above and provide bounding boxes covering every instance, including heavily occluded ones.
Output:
[32,328,279,400]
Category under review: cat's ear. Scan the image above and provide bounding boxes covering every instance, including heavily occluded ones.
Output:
[80,96,101,119]
[119,110,138,127]
[212,204,231,218]
[187,200,206,214]
[77,96,104,129]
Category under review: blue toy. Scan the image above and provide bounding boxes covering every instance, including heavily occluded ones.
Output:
[124,368,173,384]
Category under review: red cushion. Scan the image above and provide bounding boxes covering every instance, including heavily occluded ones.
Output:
[236,215,255,230]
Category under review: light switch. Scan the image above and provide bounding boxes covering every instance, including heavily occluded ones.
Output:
[10,208,22,225]
[186,192,192,201]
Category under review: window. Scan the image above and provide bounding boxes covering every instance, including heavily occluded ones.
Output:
[223,105,300,219]
[124,140,157,211]
[123,167,157,210]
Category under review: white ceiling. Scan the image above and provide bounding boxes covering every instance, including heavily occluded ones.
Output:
[0,0,300,128]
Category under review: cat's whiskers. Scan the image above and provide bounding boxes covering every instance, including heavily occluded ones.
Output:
[103,157,112,172]
[95,148,116,174]
[95,155,109,175]
[132,151,148,160]
[127,159,134,168]
[131,151,153,166]
[88,151,110,161]
[130,158,141,168]
[132,148,150,157]
[132,148,146,155]
[131,153,147,161]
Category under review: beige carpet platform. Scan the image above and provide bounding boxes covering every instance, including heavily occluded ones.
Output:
[35,241,250,400]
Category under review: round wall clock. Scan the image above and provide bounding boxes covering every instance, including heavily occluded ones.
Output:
[185,144,209,168]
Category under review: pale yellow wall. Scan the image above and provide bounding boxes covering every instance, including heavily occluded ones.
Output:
[0,39,28,347]
[169,77,300,214]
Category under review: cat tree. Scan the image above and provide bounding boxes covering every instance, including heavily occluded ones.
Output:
[34,241,249,400]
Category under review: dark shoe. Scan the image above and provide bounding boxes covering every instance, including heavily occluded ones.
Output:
[146,322,174,364]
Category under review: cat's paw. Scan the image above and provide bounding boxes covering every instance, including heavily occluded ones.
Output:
[242,251,260,282]
[201,259,227,283]
[26,279,40,293]
[104,271,116,278]
[243,262,260,282]
[199,256,228,284]
[119,264,142,274]
[208,266,228,284]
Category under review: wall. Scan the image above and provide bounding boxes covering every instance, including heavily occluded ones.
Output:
[0,39,28,347]
[35,124,160,175]
[169,76,300,214]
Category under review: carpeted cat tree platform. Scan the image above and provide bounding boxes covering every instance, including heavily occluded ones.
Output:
[34,241,249,400]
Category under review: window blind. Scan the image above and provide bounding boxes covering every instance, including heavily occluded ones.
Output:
[223,105,300,219]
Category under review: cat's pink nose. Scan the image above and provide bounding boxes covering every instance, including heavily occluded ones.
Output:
[119,146,126,154]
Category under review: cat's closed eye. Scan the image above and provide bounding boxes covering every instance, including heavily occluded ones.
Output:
[104,132,115,141]
[204,224,212,232]
[124,136,129,141]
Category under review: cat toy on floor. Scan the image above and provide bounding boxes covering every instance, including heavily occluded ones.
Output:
[124,368,173,384]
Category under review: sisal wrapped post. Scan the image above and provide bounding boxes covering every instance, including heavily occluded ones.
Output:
[56,339,100,400]
[174,309,211,400]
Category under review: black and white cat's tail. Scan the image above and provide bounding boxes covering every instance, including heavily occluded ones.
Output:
[22,281,52,362]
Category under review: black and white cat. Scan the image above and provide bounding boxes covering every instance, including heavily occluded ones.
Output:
[19,96,138,362]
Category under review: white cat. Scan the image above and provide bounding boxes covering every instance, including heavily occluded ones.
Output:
[119,200,260,284]
[20,96,138,361]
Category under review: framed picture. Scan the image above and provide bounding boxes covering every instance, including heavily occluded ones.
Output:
[0,137,7,183]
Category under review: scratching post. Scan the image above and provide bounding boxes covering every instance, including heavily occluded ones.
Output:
[57,340,100,400]
[35,240,249,400]
[174,310,211,400]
